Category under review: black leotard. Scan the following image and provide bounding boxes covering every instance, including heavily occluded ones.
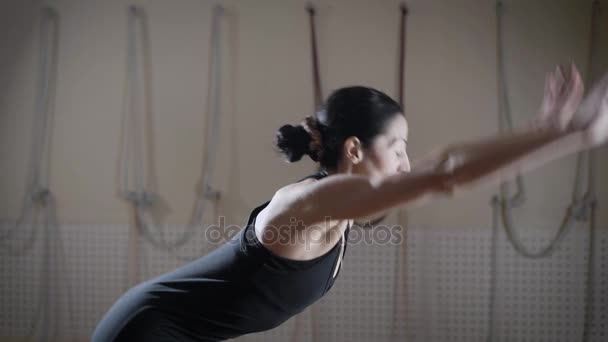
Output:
[91,170,351,341]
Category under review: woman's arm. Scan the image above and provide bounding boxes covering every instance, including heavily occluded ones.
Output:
[271,69,607,227]
[277,125,586,227]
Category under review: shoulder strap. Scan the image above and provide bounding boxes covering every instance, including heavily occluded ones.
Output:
[342,221,351,258]
[294,168,328,183]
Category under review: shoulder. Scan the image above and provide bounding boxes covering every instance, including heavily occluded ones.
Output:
[274,177,317,199]
[257,176,320,227]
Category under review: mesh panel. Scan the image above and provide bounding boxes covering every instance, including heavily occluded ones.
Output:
[0,221,606,341]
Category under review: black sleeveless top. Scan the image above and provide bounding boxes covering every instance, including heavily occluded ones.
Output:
[92,170,351,341]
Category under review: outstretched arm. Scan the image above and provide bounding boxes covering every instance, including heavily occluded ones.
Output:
[271,66,606,227]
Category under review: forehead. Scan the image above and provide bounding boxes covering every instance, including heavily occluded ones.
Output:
[384,114,408,138]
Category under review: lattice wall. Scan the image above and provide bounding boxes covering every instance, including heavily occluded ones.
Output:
[1,221,606,341]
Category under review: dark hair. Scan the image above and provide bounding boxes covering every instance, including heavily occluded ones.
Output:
[275,86,403,170]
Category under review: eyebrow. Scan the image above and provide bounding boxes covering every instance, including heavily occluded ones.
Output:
[389,137,408,146]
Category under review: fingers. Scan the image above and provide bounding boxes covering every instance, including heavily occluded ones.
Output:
[569,64,584,100]
[554,63,583,129]
[543,71,552,96]
[537,63,588,131]
[564,63,583,93]
[569,62,581,85]
[555,64,567,85]
[555,63,581,100]
[538,65,568,122]
[540,72,556,114]
[551,67,563,96]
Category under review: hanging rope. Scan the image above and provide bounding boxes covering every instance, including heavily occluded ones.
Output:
[0,7,58,254]
[307,3,323,110]
[301,4,328,341]
[485,196,500,342]
[0,7,75,341]
[397,3,408,106]
[494,0,593,259]
[581,199,598,342]
[391,3,409,342]
[122,5,145,286]
[120,5,224,260]
[581,2,600,340]
[488,1,600,341]
[28,193,75,342]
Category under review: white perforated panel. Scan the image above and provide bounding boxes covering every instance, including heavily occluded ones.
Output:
[405,225,607,342]
[1,219,606,341]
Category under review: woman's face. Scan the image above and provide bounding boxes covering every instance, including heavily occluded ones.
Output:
[358,114,411,181]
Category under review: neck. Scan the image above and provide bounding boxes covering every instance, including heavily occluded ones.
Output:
[333,162,354,175]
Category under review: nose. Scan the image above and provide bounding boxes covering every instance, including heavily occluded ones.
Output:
[398,154,411,173]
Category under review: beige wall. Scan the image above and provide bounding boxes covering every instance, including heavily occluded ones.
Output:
[1,0,606,229]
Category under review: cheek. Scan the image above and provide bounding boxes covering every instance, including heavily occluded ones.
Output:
[369,148,399,173]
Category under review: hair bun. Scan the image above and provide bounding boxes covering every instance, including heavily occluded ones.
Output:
[275,124,312,162]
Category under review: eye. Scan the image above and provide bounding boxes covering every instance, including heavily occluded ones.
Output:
[390,138,408,158]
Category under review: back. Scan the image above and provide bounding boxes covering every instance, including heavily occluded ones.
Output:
[91,169,350,341]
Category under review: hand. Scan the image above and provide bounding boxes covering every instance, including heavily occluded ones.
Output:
[574,71,608,146]
[534,63,584,132]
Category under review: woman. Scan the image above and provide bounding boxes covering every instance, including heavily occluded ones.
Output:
[92,63,608,341]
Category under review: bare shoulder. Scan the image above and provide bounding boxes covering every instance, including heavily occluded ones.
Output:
[274,177,318,200]
[254,175,346,260]
[257,177,318,225]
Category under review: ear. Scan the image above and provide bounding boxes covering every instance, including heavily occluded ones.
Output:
[343,136,364,164]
